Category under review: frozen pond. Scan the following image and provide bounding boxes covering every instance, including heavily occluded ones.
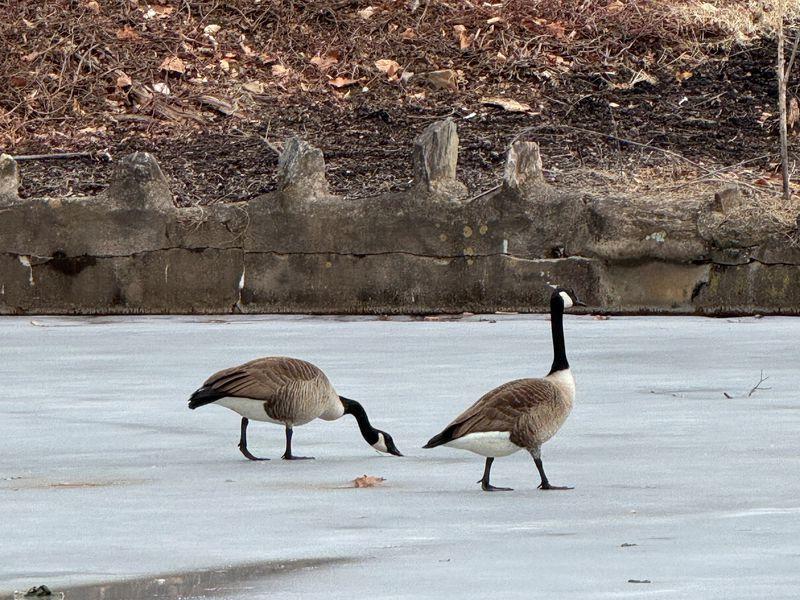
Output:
[1,315,798,599]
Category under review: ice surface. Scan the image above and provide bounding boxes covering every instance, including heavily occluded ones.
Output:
[1,315,799,599]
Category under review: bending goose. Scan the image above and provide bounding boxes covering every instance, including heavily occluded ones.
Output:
[188,357,402,460]
[424,287,584,491]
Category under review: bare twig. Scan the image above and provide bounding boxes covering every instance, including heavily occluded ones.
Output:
[512,124,713,174]
[468,184,501,202]
[747,370,771,397]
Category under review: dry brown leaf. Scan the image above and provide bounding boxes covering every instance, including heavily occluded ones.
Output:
[486,16,503,24]
[401,27,416,40]
[10,76,27,88]
[160,56,186,74]
[116,71,132,89]
[358,6,376,20]
[375,59,401,79]
[116,26,140,41]
[242,80,265,94]
[204,24,221,35]
[453,25,471,49]
[422,69,457,91]
[353,475,386,488]
[546,21,566,38]
[328,76,358,88]
[480,96,532,113]
[607,0,625,14]
[311,51,340,72]
[152,4,174,17]
[676,70,693,82]
[21,51,38,62]
[219,59,231,72]
[85,1,100,13]
[272,64,290,77]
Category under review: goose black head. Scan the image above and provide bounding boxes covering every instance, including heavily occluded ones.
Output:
[551,286,586,311]
[340,397,403,457]
[371,430,404,457]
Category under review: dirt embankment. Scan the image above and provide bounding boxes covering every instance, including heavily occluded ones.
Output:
[2,0,800,219]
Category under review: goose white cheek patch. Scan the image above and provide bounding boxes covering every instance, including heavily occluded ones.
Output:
[372,433,388,453]
[559,291,573,309]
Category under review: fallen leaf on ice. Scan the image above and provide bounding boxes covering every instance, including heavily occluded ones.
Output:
[480,96,532,112]
[328,76,358,88]
[353,475,386,488]
[159,56,186,74]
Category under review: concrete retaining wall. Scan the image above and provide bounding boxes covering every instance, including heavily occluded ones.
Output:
[1,122,799,315]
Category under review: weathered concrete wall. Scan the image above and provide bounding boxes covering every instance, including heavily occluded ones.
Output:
[1,126,799,316]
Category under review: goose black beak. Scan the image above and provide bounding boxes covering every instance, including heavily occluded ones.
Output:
[386,441,404,457]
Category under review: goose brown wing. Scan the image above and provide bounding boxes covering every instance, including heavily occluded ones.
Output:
[446,378,559,438]
[202,357,325,400]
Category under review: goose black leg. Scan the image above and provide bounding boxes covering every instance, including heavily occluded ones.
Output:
[238,418,269,461]
[282,426,314,460]
[534,457,572,490]
[478,457,513,492]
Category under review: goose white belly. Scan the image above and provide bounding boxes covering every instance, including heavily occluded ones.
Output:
[444,431,522,457]
[215,397,285,424]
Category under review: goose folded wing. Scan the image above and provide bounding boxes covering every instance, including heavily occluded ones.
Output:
[202,358,320,400]
[448,378,559,437]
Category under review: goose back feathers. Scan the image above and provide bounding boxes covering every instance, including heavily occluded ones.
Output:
[189,357,343,425]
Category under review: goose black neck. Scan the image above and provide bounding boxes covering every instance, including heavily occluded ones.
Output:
[340,397,378,445]
[549,300,569,374]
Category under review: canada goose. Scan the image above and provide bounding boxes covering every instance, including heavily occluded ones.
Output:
[188,357,402,460]
[424,287,584,491]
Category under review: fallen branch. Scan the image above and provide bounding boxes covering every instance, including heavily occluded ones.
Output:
[724,370,771,399]
[512,124,713,174]
[10,150,112,162]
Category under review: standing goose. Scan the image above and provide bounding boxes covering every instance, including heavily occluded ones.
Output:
[424,287,584,491]
[188,357,402,460]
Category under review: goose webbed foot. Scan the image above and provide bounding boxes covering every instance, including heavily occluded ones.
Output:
[281,453,315,460]
[239,444,269,461]
[478,457,512,492]
[238,417,269,461]
[533,455,571,490]
[480,481,514,492]
[538,482,573,491]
